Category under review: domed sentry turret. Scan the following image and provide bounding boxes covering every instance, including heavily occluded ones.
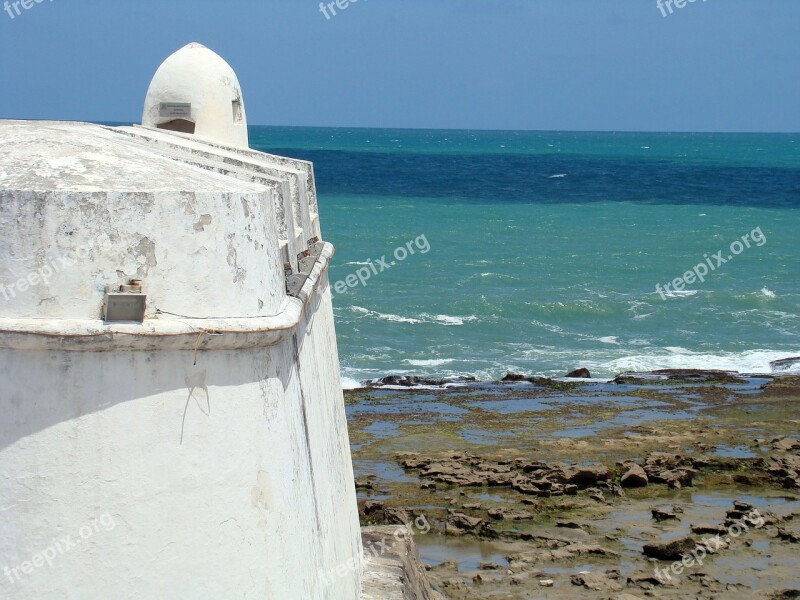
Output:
[142,43,249,148]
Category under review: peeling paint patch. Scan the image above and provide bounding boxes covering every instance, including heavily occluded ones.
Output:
[225,233,247,283]
[194,214,212,232]
[226,234,237,268]
[132,237,157,277]
[179,192,197,216]
[251,470,273,511]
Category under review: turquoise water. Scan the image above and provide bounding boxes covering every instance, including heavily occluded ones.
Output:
[251,128,800,385]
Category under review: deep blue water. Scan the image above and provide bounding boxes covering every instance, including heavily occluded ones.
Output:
[252,127,800,385]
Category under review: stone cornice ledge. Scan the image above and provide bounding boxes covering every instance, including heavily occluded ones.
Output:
[0,243,334,352]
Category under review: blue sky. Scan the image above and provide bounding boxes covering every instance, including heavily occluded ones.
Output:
[0,0,798,131]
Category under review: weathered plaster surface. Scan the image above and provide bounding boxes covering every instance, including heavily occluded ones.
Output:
[0,275,360,599]
[0,120,362,599]
[0,121,284,319]
[111,125,318,268]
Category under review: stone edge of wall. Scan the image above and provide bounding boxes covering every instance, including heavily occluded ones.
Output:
[360,526,445,600]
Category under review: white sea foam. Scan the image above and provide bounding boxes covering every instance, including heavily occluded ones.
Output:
[662,289,699,298]
[378,313,424,324]
[341,376,363,390]
[597,336,619,345]
[350,306,476,326]
[761,287,776,298]
[584,288,609,299]
[477,272,518,280]
[341,347,800,388]
[588,349,800,376]
[531,319,566,334]
[404,358,455,367]
[349,306,423,323]
[549,173,568,179]
[373,384,468,391]
[420,314,479,326]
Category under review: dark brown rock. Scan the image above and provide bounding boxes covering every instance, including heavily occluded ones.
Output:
[652,507,680,521]
[363,500,385,514]
[774,438,800,452]
[589,491,606,503]
[643,536,697,561]
[567,465,610,486]
[355,477,376,490]
[570,572,623,591]
[566,368,591,378]
[555,520,584,530]
[384,508,412,526]
[512,481,543,496]
[776,528,800,543]
[448,512,483,532]
[402,458,432,470]
[486,473,514,486]
[691,523,727,535]
[647,468,696,489]
[621,464,649,488]
[501,372,527,382]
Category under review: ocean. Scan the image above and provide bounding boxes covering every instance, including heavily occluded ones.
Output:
[251,128,800,387]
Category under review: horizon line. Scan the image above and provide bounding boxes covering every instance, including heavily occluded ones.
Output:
[4,118,797,136]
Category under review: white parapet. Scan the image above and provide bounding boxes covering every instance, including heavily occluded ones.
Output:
[0,119,362,599]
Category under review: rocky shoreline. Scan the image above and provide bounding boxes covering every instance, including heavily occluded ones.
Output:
[346,372,800,599]
[358,367,791,390]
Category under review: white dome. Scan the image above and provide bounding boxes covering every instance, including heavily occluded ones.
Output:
[142,43,249,148]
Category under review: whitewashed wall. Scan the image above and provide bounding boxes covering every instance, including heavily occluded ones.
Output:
[0,120,362,599]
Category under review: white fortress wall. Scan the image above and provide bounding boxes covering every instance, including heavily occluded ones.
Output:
[0,117,362,599]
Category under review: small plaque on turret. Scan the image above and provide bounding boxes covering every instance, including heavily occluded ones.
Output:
[159,102,192,118]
